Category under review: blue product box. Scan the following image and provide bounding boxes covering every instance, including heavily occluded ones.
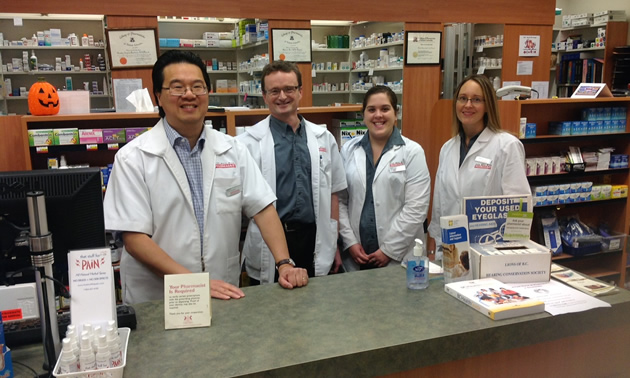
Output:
[1,317,14,377]
[525,123,536,138]
[620,119,627,133]
[571,121,581,135]
[603,107,612,120]
[166,38,179,47]
[549,122,571,135]
[593,120,603,134]
[547,184,559,195]
[159,38,167,47]
[595,108,605,121]
[603,120,613,133]
[587,121,597,134]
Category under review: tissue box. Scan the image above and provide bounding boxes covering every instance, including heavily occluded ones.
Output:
[470,240,552,283]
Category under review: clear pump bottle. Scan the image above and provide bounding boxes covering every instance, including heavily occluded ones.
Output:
[407,238,429,290]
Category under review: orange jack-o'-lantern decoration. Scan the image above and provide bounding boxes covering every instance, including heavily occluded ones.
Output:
[28,78,60,116]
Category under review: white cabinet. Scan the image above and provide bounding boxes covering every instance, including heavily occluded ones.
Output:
[310,21,404,107]
[0,15,112,115]
[158,18,269,108]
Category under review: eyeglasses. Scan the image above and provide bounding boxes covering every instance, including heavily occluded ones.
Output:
[456,96,485,105]
[264,86,300,97]
[162,84,208,96]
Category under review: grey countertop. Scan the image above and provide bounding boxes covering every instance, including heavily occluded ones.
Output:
[124,266,630,377]
[10,266,630,377]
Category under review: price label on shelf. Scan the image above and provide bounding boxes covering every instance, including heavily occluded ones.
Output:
[107,143,120,150]
[86,144,98,151]
[36,146,49,154]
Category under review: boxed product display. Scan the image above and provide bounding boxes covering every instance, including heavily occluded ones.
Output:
[79,129,104,144]
[469,240,552,283]
[53,327,130,378]
[53,128,79,145]
[125,127,150,142]
[103,128,126,143]
[28,129,54,146]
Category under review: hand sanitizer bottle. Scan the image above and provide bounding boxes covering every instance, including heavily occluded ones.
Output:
[407,238,429,290]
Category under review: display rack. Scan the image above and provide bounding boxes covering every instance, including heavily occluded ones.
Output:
[0,15,113,115]
[499,97,630,286]
[550,21,628,97]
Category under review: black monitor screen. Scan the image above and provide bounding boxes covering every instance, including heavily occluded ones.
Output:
[0,167,107,285]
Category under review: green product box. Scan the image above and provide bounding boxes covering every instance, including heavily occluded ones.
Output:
[53,128,79,145]
[28,129,54,147]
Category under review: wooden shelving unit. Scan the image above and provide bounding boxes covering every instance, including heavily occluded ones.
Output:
[499,97,630,285]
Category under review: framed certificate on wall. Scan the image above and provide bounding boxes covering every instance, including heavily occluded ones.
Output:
[271,28,312,62]
[405,31,442,65]
[106,28,159,69]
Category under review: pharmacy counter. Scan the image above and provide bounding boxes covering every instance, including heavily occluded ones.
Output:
[123,266,630,377]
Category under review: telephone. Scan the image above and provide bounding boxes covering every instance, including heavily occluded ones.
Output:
[496,85,532,99]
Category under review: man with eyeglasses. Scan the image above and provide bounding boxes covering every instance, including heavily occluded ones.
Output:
[104,51,309,304]
[237,61,347,284]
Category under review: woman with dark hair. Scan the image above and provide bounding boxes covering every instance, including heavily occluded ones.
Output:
[427,75,530,251]
[339,86,431,271]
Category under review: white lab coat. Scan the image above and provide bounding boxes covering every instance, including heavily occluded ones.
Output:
[338,134,431,271]
[104,120,276,304]
[237,116,347,283]
[428,128,531,245]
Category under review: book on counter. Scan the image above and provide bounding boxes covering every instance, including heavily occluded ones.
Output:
[444,277,545,320]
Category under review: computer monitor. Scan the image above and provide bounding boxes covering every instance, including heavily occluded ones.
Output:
[0,167,107,285]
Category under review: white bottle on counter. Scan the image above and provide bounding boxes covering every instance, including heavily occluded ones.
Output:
[407,238,429,290]
[107,327,123,368]
[79,335,97,375]
[58,338,79,374]
[95,334,111,371]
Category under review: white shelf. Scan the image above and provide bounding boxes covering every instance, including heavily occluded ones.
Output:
[478,66,502,71]
[206,70,237,74]
[5,93,111,100]
[2,70,109,75]
[208,93,239,96]
[351,40,404,52]
[314,70,351,74]
[477,43,503,50]
[312,48,350,52]
[237,40,269,50]
[237,69,264,74]
[239,92,263,97]
[0,46,105,50]
[557,46,606,53]
[312,91,351,95]
[352,67,403,73]
[559,23,612,32]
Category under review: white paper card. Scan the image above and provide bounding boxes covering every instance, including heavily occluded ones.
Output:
[68,248,116,335]
[531,81,549,99]
[516,61,533,75]
[164,273,211,330]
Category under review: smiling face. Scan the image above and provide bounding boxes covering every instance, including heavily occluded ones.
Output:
[262,70,302,125]
[455,80,486,135]
[363,92,397,143]
[156,62,209,134]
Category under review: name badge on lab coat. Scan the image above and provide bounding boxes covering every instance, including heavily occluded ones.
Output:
[474,156,492,170]
[225,185,241,197]
[389,162,406,172]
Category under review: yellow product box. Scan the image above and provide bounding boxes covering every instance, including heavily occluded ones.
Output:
[28,129,54,146]
[611,185,628,198]
[53,128,79,145]
[216,79,228,93]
